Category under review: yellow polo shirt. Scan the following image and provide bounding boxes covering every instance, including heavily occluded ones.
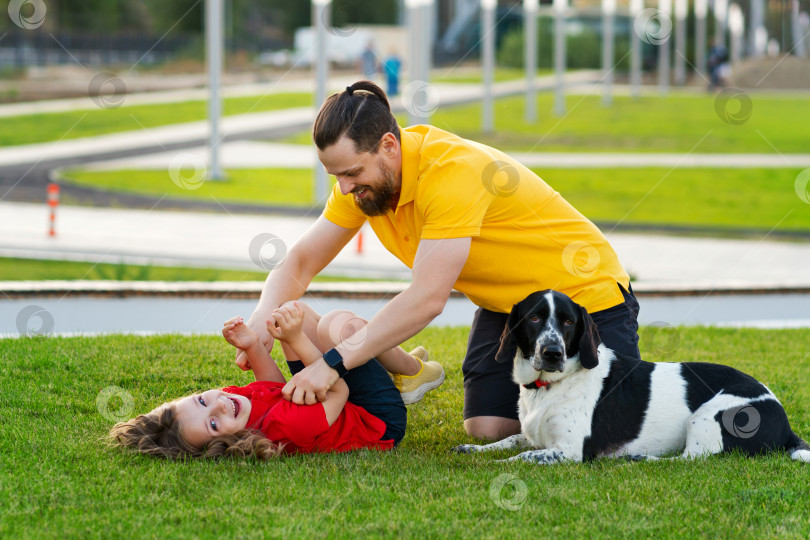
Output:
[323,125,630,314]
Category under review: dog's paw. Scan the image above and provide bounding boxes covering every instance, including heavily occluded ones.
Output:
[451,444,483,454]
[501,449,566,465]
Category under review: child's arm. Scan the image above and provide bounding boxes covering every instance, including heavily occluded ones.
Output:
[278,322,350,426]
[222,317,286,384]
[268,304,349,425]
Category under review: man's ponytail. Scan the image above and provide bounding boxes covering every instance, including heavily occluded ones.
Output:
[313,80,400,153]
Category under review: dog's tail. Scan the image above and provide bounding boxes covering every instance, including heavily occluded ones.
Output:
[787,432,810,462]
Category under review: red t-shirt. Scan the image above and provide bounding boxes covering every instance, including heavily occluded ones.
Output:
[221,381,395,454]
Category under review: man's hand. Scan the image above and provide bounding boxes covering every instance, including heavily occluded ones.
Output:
[237,218,358,372]
[282,358,339,405]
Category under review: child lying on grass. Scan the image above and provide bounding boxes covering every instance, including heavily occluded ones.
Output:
[109,301,444,460]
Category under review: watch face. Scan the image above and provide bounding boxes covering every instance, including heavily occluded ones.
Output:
[324,348,342,366]
[324,349,347,376]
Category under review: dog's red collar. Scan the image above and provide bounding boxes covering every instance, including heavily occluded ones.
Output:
[523,379,550,390]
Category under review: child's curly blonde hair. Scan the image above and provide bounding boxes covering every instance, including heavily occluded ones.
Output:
[108,401,283,460]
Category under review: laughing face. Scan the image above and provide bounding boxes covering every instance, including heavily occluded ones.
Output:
[174,389,252,448]
[317,134,402,217]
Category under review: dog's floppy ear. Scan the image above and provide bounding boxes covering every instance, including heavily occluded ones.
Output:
[577,304,601,369]
[494,306,520,363]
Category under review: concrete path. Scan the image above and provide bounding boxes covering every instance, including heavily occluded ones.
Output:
[0,77,319,119]
[1,72,808,301]
[76,141,810,171]
[0,71,595,119]
[0,72,602,168]
[2,201,809,289]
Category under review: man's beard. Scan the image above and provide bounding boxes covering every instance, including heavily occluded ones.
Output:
[354,160,398,217]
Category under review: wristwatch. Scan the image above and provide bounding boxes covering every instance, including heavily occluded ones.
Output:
[323,348,348,378]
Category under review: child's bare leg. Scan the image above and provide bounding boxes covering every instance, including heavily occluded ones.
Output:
[316,310,420,376]
[276,301,325,362]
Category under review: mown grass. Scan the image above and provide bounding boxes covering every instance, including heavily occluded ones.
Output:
[8,90,810,155]
[0,257,377,282]
[433,67,554,84]
[426,93,810,154]
[62,166,810,233]
[61,168,319,207]
[2,327,809,538]
[0,92,312,146]
[541,167,810,232]
[277,93,810,154]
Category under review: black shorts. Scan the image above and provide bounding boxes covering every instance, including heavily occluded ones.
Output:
[287,358,407,446]
[462,283,641,421]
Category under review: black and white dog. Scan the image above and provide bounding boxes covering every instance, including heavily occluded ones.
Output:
[453,290,810,464]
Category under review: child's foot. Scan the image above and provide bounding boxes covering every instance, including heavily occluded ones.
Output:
[222,317,259,350]
[392,347,445,405]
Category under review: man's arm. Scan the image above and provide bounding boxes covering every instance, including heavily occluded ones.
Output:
[283,237,471,404]
[236,216,359,369]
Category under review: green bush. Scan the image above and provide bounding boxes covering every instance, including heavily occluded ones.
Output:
[498,15,631,71]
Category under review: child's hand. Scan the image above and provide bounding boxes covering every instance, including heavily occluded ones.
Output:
[267,302,305,343]
[222,316,259,352]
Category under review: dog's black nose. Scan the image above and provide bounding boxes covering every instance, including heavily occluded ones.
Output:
[541,345,563,361]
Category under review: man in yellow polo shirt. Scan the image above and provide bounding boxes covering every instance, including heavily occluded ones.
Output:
[239,81,640,440]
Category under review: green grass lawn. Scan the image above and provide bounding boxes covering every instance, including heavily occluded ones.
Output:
[0,92,312,146]
[0,257,383,282]
[61,167,810,233]
[2,327,809,537]
[8,89,808,155]
[62,168,318,207]
[427,93,810,154]
[541,167,810,232]
[280,93,810,154]
[432,67,554,84]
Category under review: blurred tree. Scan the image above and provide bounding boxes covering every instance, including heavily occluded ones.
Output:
[1,0,397,37]
[143,0,203,33]
[44,0,154,32]
[497,15,632,71]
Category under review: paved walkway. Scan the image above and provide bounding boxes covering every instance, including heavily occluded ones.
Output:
[0,72,603,168]
[0,77,319,119]
[2,69,801,171]
[2,201,809,289]
[0,75,808,298]
[0,71,601,119]
[76,140,810,171]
